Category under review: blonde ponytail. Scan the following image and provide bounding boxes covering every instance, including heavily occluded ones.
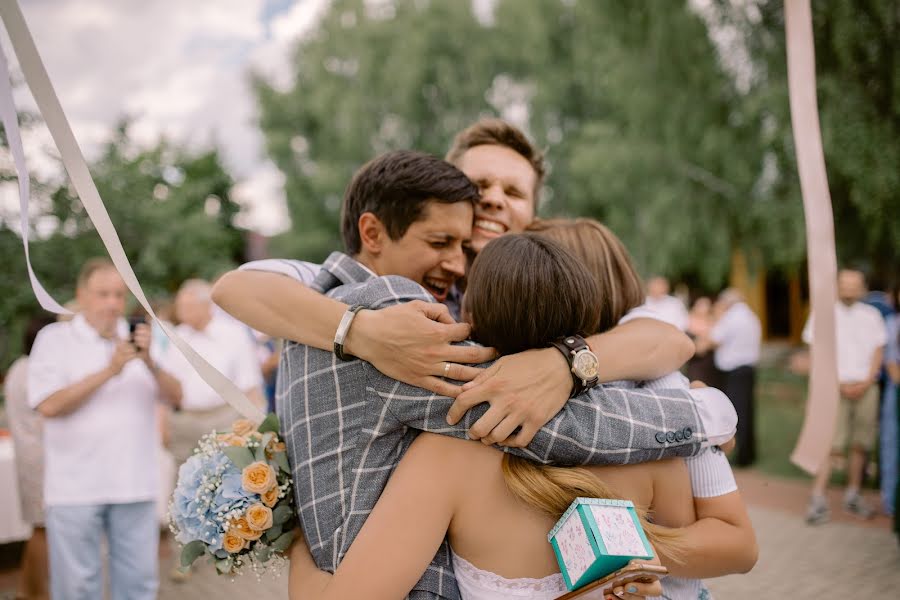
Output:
[502,455,686,564]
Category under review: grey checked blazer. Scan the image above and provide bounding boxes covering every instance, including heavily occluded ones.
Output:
[277,252,708,600]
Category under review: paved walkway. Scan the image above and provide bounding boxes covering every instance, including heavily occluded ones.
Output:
[156,479,900,599]
[3,471,897,599]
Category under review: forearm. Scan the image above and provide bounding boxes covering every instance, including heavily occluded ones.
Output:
[151,365,182,408]
[212,270,346,349]
[587,319,694,382]
[288,539,332,600]
[659,515,757,577]
[37,367,113,418]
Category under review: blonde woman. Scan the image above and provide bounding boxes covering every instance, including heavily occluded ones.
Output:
[289,234,756,600]
[529,218,756,599]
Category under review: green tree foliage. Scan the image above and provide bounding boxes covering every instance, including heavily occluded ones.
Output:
[738,0,899,280]
[256,0,896,288]
[1,121,243,370]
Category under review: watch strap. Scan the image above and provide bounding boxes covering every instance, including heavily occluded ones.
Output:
[550,335,593,398]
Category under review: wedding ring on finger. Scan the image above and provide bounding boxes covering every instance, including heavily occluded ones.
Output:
[443,362,451,378]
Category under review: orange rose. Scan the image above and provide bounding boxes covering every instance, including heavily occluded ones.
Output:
[222,531,246,553]
[232,419,257,437]
[216,433,246,447]
[242,461,277,494]
[261,486,280,508]
[246,503,274,531]
[229,516,262,541]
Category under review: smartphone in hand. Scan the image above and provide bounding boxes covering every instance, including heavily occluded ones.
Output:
[128,316,145,344]
[554,563,668,599]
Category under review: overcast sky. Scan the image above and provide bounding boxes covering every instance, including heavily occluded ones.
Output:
[4,0,333,235]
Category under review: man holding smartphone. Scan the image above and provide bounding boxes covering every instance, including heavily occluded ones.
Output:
[27,258,181,600]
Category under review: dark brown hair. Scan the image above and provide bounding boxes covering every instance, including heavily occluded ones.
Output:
[463,233,600,356]
[445,119,546,203]
[340,150,479,255]
[528,218,644,333]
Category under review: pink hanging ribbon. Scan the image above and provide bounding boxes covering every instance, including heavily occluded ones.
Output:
[784,0,840,474]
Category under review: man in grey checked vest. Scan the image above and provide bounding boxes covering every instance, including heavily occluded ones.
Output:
[274,151,737,599]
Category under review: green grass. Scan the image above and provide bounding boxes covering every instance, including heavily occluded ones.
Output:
[752,366,812,480]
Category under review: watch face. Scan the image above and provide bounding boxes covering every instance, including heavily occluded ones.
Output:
[572,350,599,380]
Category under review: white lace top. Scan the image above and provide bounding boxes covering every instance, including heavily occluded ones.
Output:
[451,552,568,599]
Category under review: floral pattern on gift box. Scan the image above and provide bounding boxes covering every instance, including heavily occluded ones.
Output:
[554,512,595,584]
[589,505,646,556]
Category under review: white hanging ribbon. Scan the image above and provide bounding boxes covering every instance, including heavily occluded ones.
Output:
[0,42,69,314]
[0,0,264,423]
[785,0,840,474]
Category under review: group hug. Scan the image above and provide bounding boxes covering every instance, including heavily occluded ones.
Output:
[211,119,759,599]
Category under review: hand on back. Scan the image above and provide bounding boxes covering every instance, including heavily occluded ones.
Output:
[348,301,496,398]
[447,348,571,447]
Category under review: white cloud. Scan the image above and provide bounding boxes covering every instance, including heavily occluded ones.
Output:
[2,0,331,236]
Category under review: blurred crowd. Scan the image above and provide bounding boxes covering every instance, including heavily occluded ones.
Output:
[1,260,278,599]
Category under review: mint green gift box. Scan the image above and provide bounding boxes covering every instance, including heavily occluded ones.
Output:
[547,498,654,591]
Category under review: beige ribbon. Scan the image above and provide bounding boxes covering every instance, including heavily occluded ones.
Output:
[784,0,840,474]
[0,0,264,423]
[0,42,70,314]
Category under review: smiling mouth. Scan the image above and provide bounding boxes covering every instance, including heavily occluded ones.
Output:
[474,219,507,235]
[423,277,451,302]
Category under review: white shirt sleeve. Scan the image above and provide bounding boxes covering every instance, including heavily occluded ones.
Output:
[27,324,71,409]
[618,305,666,325]
[231,331,265,392]
[686,447,738,498]
[709,310,733,345]
[238,259,321,285]
[690,387,738,448]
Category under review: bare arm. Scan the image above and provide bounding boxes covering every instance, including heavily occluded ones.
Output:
[212,270,493,398]
[148,365,183,408]
[212,270,345,350]
[36,363,118,418]
[288,434,459,600]
[658,492,758,577]
[449,318,694,445]
[133,324,182,408]
[588,318,694,382]
[36,338,139,418]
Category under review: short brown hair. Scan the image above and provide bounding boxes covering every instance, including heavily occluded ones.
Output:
[445,119,546,203]
[528,218,644,332]
[463,233,600,356]
[341,150,479,255]
[76,257,117,289]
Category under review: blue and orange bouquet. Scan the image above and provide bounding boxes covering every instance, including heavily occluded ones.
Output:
[169,414,296,576]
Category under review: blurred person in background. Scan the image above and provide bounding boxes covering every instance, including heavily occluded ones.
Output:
[804,269,886,524]
[158,279,264,467]
[686,296,719,386]
[158,279,264,581]
[26,258,181,600]
[4,314,55,600]
[644,276,690,331]
[698,289,761,467]
[882,285,899,518]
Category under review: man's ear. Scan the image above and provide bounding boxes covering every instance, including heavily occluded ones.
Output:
[358,212,387,255]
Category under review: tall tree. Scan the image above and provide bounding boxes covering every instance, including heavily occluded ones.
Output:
[255,0,895,286]
[1,122,244,369]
